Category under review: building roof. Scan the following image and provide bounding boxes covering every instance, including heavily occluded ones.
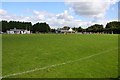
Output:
[68,28,73,31]
[9,28,25,31]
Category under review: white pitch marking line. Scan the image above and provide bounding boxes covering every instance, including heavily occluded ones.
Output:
[3,48,117,78]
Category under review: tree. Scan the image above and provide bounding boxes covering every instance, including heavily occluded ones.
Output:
[33,22,50,33]
[105,21,120,34]
[1,20,8,32]
[63,26,70,30]
[72,26,83,32]
[50,29,56,33]
[86,24,104,33]
[0,21,1,31]
[8,21,32,30]
[77,27,83,32]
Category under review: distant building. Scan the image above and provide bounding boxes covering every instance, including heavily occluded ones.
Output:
[0,31,3,34]
[56,28,75,33]
[7,28,31,34]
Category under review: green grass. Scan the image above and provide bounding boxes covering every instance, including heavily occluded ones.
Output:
[0,34,2,78]
[2,34,118,78]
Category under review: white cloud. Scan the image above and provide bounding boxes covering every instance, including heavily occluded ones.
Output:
[33,10,46,20]
[1,14,33,23]
[31,10,83,28]
[65,0,119,21]
[1,0,119,29]
[1,8,117,29]
[56,10,74,21]
[65,0,119,3]
[0,9,7,15]
[33,10,55,20]
[1,9,81,28]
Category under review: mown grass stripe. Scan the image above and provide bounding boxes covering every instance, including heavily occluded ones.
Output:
[3,48,117,78]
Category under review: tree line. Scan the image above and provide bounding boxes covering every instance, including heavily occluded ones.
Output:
[72,21,120,34]
[0,20,120,34]
[0,20,50,33]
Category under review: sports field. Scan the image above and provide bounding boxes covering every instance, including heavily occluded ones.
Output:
[2,34,118,78]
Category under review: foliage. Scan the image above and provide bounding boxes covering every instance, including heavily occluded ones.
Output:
[72,27,83,32]
[1,20,32,32]
[1,20,120,34]
[86,24,104,33]
[105,21,120,34]
[63,26,70,30]
[33,22,50,33]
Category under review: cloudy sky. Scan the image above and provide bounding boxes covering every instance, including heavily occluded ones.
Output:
[0,0,119,29]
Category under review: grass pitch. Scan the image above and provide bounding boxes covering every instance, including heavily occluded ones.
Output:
[2,34,118,78]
